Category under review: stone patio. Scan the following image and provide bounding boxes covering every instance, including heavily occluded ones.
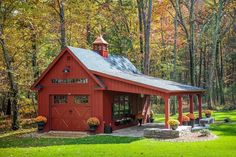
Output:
[105,123,165,137]
[106,123,208,138]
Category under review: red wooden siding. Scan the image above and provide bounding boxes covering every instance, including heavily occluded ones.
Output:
[37,51,104,132]
[99,75,167,97]
[102,91,145,131]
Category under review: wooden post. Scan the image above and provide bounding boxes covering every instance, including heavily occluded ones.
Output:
[189,94,194,113]
[142,95,151,123]
[164,95,170,128]
[178,95,183,125]
[197,94,202,119]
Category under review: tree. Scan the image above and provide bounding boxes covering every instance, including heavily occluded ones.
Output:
[49,0,66,50]
[208,0,227,108]
[0,0,20,130]
[170,0,196,86]
[137,0,153,75]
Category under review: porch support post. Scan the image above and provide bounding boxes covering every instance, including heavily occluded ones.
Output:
[164,95,170,129]
[177,95,183,125]
[142,95,151,123]
[189,94,194,113]
[197,94,202,119]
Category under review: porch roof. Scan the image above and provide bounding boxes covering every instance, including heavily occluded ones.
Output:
[68,46,205,93]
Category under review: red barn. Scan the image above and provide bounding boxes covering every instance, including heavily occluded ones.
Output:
[31,36,204,133]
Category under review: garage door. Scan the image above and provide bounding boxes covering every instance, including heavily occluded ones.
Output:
[50,95,91,131]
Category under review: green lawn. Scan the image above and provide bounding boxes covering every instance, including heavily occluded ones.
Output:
[0,110,236,157]
[154,110,236,122]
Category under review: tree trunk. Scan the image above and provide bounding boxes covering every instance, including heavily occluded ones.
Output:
[86,22,92,46]
[189,0,195,86]
[0,38,19,130]
[208,0,223,109]
[142,0,153,75]
[137,0,144,72]
[59,0,66,50]
[198,46,203,87]
[29,23,38,115]
[172,15,178,81]
[203,41,207,88]
[219,42,225,105]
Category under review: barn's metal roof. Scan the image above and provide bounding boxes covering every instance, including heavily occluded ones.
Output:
[68,46,204,92]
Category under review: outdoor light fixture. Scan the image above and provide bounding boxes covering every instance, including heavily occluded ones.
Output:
[35,84,44,90]
[63,67,70,73]
[140,94,144,98]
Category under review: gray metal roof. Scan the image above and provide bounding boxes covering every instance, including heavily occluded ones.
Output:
[68,46,204,92]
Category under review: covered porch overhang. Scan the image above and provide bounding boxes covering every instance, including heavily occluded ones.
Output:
[95,72,206,129]
[131,90,205,129]
[161,91,204,128]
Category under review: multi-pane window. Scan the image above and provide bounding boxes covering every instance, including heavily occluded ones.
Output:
[112,95,130,120]
[74,95,88,104]
[54,95,67,104]
[51,78,88,84]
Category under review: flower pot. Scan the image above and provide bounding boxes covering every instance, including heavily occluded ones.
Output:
[104,125,113,134]
[150,118,154,123]
[89,125,98,131]
[37,122,45,133]
[190,120,195,128]
[138,119,143,126]
[182,121,188,126]
[195,118,199,124]
[205,114,211,118]
[170,125,178,130]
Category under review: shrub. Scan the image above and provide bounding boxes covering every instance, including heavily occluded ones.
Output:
[35,116,47,123]
[168,119,180,126]
[182,115,190,122]
[199,129,211,136]
[87,117,100,126]
[204,110,213,115]
[150,110,154,118]
[186,113,195,120]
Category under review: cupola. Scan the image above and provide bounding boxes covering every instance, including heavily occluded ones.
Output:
[92,35,109,57]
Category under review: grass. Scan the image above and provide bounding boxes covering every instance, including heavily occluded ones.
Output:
[154,110,236,122]
[0,110,236,157]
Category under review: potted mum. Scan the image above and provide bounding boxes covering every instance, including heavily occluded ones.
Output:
[135,113,144,126]
[204,110,212,118]
[168,119,180,130]
[87,117,100,131]
[35,116,47,133]
[186,113,195,128]
[149,110,154,123]
[182,115,190,126]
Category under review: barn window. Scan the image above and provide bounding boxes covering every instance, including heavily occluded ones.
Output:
[51,78,88,84]
[54,95,67,104]
[74,95,88,104]
[112,95,130,120]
